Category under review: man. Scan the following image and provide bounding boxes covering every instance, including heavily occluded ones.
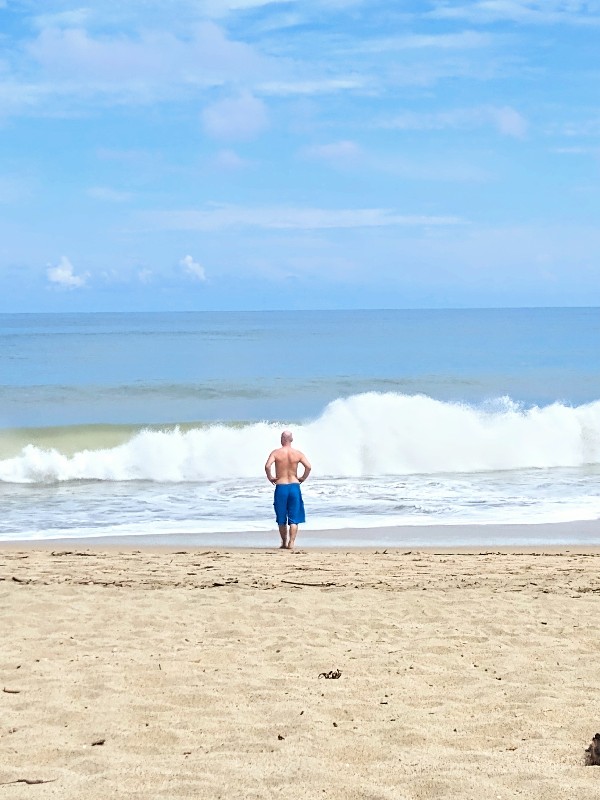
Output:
[265,430,311,550]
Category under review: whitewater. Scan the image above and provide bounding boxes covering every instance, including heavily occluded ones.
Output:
[2,392,600,483]
[1,309,600,544]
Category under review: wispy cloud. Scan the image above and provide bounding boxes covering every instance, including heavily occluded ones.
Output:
[137,268,154,284]
[201,0,296,17]
[354,30,495,54]
[141,204,466,231]
[202,92,268,140]
[213,149,251,169]
[301,136,497,179]
[547,116,600,137]
[95,147,158,163]
[383,105,528,138]
[259,77,368,95]
[31,9,92,30]
[1,4,514,120]
[20,22,269,108]
[46,256,89,288]
[551,145,600,157]
[87,186,132,202]
[302,140,362,164]
[489,106,528,138]
[428,0,600,26]
[368,153,491,182]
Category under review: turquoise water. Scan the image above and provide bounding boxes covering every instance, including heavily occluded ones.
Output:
[1,309,600,543]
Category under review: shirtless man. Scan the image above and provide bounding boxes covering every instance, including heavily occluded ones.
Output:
[264,430,311,549]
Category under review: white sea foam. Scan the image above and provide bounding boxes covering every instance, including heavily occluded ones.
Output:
[1,393,600,485]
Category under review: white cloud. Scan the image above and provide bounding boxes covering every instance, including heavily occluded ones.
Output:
[202,92,268,140]
[213,149,250,169]
[259,77,367,95]
[428,0,600,25]
[384,105,528,138]
[368,153,491,182]
[302,140,362,164]
[87,186,132,202]
[304,140,361,159]
[31,9,92,30]
[355,30,494,53]
[143,204,465,231]
[487,106,528,138]
[202,0,295,16]
[46,256,89,288]
[547,117,600,137]
[23,22,268,104]
[180,254,207,281]
[137,268,154,284]
[551,145,600,156]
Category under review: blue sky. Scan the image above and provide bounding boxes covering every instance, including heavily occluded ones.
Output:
[1,0,599,311]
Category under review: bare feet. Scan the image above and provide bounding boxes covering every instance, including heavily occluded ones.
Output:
[278,523,300,550]
[288,523,298,550]
[278,524,289,549]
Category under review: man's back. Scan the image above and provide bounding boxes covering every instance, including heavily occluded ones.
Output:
[270,445,305,484]
[265,433,311,486]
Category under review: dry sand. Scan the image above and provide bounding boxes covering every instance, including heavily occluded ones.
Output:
[2,544,600,798]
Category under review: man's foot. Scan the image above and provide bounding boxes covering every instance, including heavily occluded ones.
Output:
[278,524,289,549]
[288,524,298,550]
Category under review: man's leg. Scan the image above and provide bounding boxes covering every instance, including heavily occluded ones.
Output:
[278,524,288,548]
[286,485,303,550]
[287,523,298,550]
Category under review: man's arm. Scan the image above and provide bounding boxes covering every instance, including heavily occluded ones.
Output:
[298,452,312,483]
[265,451,277,484]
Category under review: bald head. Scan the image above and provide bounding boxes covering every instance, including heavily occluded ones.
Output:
[281,430,293,446]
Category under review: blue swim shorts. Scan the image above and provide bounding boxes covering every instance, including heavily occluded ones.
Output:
[274,483,306,526]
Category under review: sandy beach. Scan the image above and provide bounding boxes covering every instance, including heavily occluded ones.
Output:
[2,542,600,799]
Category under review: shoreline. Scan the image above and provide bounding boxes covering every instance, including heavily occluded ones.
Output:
[2,518,600,550]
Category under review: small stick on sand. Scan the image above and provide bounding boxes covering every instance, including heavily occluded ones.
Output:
[281,580,336,587]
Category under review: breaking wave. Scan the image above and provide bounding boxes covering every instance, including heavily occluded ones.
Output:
[1,392,600,484]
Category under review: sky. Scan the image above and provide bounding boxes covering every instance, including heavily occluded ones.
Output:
[1,0,600,312]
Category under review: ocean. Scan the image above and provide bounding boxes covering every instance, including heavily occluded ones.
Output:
[1,308,600,546]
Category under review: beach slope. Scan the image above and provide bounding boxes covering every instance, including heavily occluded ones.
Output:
[1,547,599,799]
